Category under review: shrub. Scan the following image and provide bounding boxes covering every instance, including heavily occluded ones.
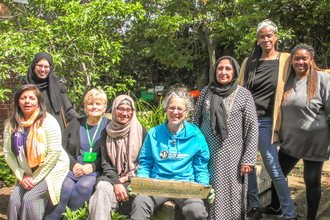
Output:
[135,98,167,131]
[62,202,89,220]
[62,202,130,220]
[0,155,16,186]
[111,211,130,220]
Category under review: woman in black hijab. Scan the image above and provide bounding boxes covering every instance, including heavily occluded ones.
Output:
[26,52,79,133]
[191,56,259,219]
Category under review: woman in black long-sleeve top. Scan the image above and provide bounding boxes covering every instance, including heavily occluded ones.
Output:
[46,89,109,219]
[26,52,79,133]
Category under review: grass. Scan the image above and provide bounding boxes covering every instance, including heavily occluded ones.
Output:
[135,98,167,131]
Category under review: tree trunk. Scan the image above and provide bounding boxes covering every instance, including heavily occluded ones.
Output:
[197,65,209,91]
[204,28,216,83]
[197,26,216,90]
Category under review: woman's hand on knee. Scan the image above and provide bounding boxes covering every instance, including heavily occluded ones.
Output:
[114,184,129,202]
[73,163,93,178]
[73,163,83,178]
[22,175,34,190]
[80,164,93,175]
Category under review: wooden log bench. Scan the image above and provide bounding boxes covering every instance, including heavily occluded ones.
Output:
[151,200,185,220]
[148,163,272,219]
[130,177,211,220]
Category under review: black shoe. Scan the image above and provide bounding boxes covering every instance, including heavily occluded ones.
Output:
[247,207,263,220]
[261,205,282,215]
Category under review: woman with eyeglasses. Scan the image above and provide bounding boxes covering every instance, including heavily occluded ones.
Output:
[130,87,210,220]
[26,52,79,133]
[191,56,259,219]
[88,95,147,220]
[45,89,109,219]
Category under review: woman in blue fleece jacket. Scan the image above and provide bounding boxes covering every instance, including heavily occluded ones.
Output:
[130,87,210,220]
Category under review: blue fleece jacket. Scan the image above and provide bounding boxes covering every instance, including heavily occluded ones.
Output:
[137,120,210,185]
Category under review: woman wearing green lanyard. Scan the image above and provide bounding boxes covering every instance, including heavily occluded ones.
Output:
[46,89,110,219]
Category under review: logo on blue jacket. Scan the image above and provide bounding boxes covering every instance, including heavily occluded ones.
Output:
[160,150,169,159]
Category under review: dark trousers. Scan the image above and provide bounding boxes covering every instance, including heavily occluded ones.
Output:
[269,149,324,220]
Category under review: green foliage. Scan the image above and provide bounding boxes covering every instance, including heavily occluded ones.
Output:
[0,156,17,186]
[268,0,330,68]
[0,88,12,102]
[1,0,329,100]
[111,211,130,220]
[62,202,89,220]
[0,0,144,108]
[135,98,167,131]
[61,203,129,220]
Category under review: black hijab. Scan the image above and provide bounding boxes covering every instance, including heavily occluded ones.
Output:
[208,56,241,139]
[26,52,63,113]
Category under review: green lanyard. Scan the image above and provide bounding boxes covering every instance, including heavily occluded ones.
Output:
[86,117,103,153]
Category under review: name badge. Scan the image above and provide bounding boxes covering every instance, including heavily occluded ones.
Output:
[83,152,97,162]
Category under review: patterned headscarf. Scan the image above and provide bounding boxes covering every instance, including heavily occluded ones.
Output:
[106,95,143,177]
[256,19,278,35]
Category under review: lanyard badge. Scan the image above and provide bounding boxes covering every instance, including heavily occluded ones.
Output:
[83,117,103,162]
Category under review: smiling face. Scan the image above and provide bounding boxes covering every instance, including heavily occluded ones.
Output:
[19,90,39,120]
[216,59,234,86]
[116,104,133,124]
[85,98,106,118]
[291,49,312,78]
[257,27,277,52]
[166,97,187,126]
[34,58,51,79]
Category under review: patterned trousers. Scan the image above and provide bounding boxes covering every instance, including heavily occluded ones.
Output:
[8,179,49,220]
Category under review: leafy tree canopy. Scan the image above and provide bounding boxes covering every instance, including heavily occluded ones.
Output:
[1,0,329,104]
[0,0,144,104]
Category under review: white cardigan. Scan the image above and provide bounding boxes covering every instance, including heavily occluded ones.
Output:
[3,113,69,205]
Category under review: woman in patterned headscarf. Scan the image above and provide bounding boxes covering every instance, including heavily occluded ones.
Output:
[88,95,147,220]
[26,52,79,133]
[191,56,259,219]
[238,19,297,219]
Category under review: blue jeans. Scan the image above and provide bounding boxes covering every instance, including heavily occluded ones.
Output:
[248,117,296,219]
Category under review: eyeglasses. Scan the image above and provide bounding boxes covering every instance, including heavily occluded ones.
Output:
[35,64,51,70]
[167,106,187,113]
[117,107,133,114]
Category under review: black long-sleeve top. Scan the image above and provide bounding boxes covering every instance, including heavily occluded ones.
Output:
[97,126,147,185]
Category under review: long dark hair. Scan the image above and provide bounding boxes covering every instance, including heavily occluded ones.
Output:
[243,40,278,89]
[7,84,47,132]
[282,43,319,104]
